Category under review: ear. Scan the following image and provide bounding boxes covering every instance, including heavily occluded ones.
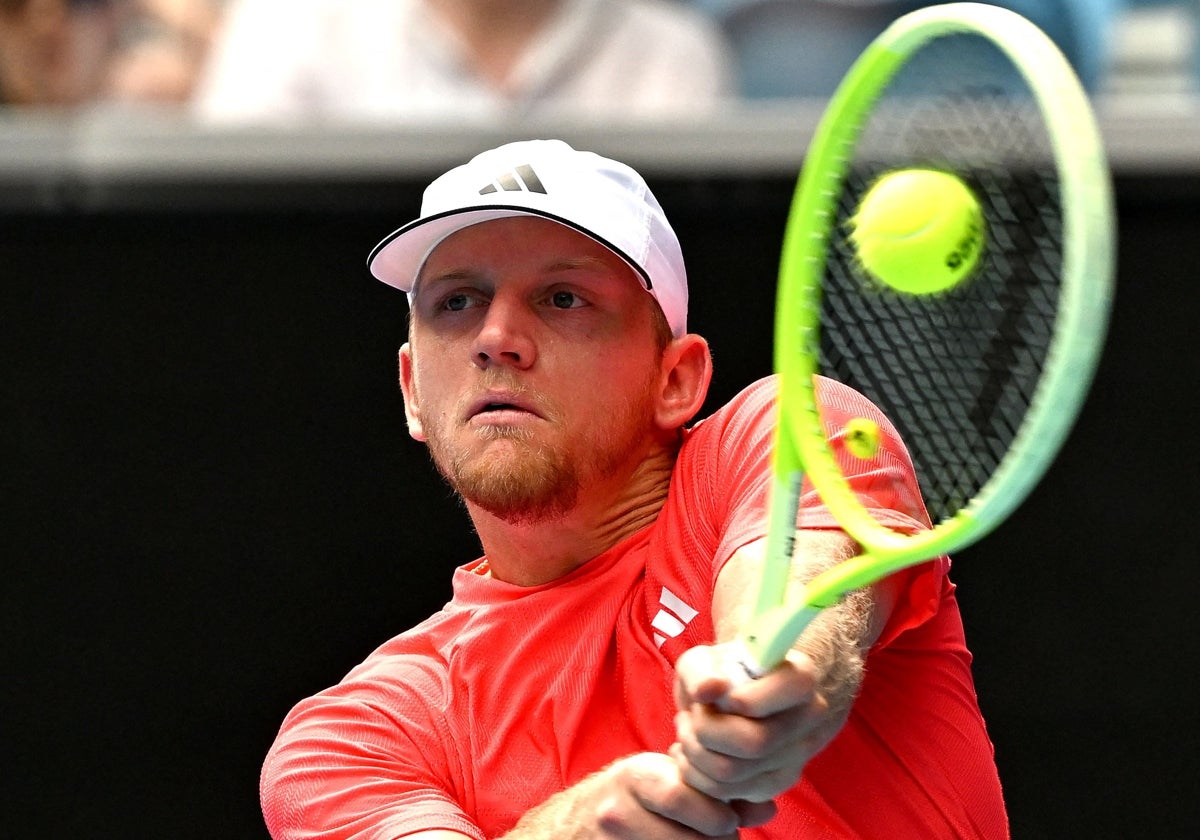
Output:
[398,343,426,442]
[654,334,713,431]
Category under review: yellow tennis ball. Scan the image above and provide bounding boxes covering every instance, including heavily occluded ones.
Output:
[849,169,985,294]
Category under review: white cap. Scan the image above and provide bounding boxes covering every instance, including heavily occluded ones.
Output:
[367,139,689,337]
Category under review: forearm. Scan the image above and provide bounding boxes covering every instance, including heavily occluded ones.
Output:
[498,753,751,840]
[712,530,895,712]
[498,768,609,840]
[788,581,873,719]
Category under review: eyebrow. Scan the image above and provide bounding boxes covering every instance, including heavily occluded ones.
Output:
[416,256,617,292]
[416,267,476,287]
[543,256,613,273]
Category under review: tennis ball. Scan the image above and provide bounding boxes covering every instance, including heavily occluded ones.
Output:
[849,169,984,294]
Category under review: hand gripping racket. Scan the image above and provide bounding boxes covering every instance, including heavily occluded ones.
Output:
[733,2,1116,677]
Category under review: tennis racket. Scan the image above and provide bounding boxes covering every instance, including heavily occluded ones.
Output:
[733,2,1116,677]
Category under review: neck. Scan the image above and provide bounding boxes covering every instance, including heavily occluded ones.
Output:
[467,445,678,587]
[424,0,563,89]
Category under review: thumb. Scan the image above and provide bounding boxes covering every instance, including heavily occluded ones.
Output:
[675,643,750,710]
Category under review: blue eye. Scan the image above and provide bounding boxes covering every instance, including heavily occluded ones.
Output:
[444,293,472,312]
[551,291,582,309]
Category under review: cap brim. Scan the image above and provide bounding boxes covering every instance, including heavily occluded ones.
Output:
[367,205,652,293]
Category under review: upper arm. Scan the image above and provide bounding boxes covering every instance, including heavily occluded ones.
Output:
[261,676,483,840]
[712,531,900,652]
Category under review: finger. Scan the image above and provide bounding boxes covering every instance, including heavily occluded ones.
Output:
[674,645,737,709]
[719,652,821,718]
[676,705,805,764]
[672,718,804,789]
[620,752,744,838]
[672,741,801,803]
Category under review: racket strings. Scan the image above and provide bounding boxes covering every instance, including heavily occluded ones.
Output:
[818,89,1065,525]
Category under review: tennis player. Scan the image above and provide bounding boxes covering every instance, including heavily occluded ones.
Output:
[261,140,1008,839]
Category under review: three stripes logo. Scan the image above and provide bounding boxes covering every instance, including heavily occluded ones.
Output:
[479,164,546,196]
[651,587,699,649]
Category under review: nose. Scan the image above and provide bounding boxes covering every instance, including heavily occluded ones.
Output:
[471,296,536,370]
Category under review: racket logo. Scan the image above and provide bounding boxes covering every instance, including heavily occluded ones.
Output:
[968,255,1042,440]
[946,219,984,273]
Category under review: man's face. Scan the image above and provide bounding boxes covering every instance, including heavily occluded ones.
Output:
[400,216,670,524]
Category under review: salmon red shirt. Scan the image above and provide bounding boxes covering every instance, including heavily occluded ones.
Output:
[261,376,1008,839]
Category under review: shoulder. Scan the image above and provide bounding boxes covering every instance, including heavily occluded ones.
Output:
[669,376,778,524]
[813,376,894,424]
[698,375,899,432]
[674,376,778,481]
[690,375,779,435]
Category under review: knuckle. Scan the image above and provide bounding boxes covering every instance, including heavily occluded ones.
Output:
[739,725,775,757]
[595,795,634,835]
[701,754,742,783]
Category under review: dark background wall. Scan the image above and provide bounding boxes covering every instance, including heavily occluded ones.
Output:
[3,153,1198,838]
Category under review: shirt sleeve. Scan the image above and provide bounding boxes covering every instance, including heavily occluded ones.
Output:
[260,656,484,840]
[677,377,780,584]
[698,376,949,647]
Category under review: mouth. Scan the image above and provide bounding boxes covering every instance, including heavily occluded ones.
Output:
[466,392,542,422]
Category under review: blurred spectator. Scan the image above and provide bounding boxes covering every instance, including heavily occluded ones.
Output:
[0,0,119,106]
[695,0,1122,97]
[103,0,223,104]
[192,0,734,123]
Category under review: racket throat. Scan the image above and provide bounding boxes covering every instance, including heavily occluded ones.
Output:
[736,602,828,678]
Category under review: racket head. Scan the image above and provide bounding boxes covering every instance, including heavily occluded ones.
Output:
[776,3,1116,601]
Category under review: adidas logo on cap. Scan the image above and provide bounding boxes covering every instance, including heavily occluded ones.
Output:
[479,165,546,196]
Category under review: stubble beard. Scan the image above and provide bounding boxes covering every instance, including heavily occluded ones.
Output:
[440,425,579,524]
[423,379,659,526]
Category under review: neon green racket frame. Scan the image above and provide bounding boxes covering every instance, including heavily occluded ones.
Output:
[739,3,1115,675]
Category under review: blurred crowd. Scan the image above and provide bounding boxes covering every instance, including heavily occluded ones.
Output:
[0,0,1194,120]
[0,0,221,106]
[0,0,734,117]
